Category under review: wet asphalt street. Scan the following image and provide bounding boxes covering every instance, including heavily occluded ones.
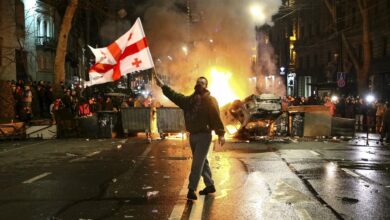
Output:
[0,134,389,220]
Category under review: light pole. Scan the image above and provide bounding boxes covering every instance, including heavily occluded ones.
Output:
[365,94,375,146]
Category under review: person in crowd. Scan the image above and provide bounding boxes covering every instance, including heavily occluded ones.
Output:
[103,97,113,111]
[345,97,355,119]
[134,96,144,107]
[154,72,225,200]
[50,98,63,124]
[143,95,153,107]
[128,97,135,107]
[376,100,386,133]
[324,96,336,116]
[62,89,73,112]
[381,102,390,144]
[355,98,365,131]
[335,95,346,117]
[120,97,129,109]
[89,97,99,114]
[37,84,48,117]
[78,98,91,117]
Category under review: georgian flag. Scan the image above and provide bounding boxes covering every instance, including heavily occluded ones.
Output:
[85,18,154,86]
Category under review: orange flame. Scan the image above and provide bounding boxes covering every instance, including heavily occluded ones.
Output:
[207,68,245,107]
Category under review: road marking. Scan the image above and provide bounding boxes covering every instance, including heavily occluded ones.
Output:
[69,151,101,163]
[341,168,360,178]
[23,172,52,184]
[189,195,205,219]
[86,151,101,157]
[169,141,214,220]
[168,180,189,220]
[0,140,52,155]
[295,208,312,220]
[309,150,320,156]
[69,157,87,163]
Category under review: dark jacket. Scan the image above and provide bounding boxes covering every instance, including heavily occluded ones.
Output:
[162,85,225,136]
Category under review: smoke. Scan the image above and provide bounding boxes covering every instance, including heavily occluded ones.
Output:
[98,0,283,105]
[141,0,283,103]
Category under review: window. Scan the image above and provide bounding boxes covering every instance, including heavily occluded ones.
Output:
[43,21,47,37]
[37,18,41,36]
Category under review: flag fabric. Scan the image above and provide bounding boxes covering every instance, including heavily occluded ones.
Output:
[86,18,154,86]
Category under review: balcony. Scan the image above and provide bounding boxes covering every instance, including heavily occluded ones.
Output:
[35,36,56,49]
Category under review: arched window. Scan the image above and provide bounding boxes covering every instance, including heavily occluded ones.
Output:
[43,21,47,37]
[36,18,41,36]
[46,20,50,37]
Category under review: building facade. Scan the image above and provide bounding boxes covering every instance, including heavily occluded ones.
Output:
[0,0,60,82]
[268,0,390,100]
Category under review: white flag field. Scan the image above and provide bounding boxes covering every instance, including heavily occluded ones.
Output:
[85,18,154,86]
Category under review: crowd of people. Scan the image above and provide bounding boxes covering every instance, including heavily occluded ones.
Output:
[284,94,390,141]
[5,80,390,142]
[7,80,161,125]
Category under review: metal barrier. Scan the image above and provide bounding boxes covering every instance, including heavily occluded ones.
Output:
[156,107,186,134]
[331,117,355,137]
[121,108,151,134]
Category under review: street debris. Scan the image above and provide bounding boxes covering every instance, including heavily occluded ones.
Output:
[85,139,89,141]
[163,175,170,179]
[361,158,369,161]
[66,153,77,157]
[146,191,159,199]
[154,171,159,174]
[117,144,122,149]
[112,178,117,183]
[142,186,153,190]
[114,191,118,194]
[339,196,359,203]
[124,215,134,218]
[152,209,158,213]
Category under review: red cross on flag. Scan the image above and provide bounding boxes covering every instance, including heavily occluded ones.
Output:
[86,18,154,86]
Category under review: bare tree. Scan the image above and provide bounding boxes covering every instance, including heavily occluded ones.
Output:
[53,0,79,97]
[324,0,371,95]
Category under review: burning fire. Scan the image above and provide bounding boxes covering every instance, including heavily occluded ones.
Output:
[207,68,245,107]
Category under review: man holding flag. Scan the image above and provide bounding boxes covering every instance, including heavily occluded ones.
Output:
[87,17,225,201]
[154,72,225,200]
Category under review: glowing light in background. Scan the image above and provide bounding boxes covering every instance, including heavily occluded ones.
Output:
[207,68,245,107]
[249,3,266,23]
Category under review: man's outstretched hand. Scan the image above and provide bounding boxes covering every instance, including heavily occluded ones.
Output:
[153,71,164,87]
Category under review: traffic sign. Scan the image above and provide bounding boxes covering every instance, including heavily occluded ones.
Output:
[337,79,346,87]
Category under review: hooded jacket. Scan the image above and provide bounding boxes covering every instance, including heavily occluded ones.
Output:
[162,85,225,136]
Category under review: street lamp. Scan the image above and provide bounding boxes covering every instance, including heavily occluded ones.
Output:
[331,95,338,103]
[365,94,376,146]
[249,3,266,23]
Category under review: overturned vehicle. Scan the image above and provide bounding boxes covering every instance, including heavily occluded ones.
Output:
[221,94,286,139]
